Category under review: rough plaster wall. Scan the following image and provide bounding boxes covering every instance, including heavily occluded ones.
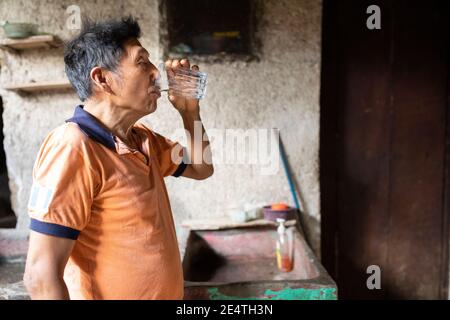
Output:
[0,0,323,254]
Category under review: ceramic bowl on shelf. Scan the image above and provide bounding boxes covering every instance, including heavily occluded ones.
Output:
[1,21,38,39]
[263,203,297,222]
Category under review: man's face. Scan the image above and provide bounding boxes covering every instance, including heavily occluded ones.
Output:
[109,38,161,115]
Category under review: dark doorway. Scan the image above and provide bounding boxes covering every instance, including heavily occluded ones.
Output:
[320,0,449,299]
[0,96,16,228]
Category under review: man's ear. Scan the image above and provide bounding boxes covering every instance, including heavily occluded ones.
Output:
[90,67,114,95]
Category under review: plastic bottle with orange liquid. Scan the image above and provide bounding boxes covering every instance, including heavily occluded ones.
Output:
[275,218,294,272]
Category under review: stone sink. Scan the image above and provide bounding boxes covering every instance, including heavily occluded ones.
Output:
[181,221,338,300]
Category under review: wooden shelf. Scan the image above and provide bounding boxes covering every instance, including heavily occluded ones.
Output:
[0,35,62,50]
[4,81,72,92]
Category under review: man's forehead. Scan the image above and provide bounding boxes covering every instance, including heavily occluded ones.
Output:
[123,38,149,58]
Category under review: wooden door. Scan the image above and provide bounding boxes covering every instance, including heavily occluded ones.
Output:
[320,0,449,299]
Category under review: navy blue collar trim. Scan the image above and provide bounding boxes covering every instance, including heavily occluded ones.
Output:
[65,105,116,150]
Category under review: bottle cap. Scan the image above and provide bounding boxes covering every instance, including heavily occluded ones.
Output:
[276,218,286,234]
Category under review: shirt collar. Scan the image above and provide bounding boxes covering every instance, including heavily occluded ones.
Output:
[65,105,116,150]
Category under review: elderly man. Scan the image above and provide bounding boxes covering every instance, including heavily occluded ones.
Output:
[23,16,213,300]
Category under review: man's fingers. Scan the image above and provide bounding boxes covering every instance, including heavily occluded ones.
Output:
[171,59,181,69]
[168,88,183,105]
[166,59,200,91]
[166,58,198,72]
[168,89,175,101]
[164,59,174,77]
[180,58,190,69]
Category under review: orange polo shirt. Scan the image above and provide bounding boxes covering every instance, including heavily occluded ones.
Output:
[27,105,186,299]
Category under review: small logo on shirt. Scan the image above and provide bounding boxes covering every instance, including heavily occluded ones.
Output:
[28,182,54,213]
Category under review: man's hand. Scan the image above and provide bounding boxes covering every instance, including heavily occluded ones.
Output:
[165,58,201,116]
[165,58,214,180]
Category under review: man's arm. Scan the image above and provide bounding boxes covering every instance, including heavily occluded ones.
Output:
[166,58,214,180]
[23,231,75,299]
[179,111,214,180]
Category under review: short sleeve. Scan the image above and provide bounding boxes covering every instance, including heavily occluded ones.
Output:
[28,134,98,240]
[148,130,186,178]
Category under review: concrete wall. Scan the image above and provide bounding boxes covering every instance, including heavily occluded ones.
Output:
[0,0,323,254]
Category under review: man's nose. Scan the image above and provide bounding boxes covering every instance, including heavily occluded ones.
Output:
[151,66,160,83]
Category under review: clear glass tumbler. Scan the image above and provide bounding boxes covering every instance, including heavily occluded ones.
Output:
[156,62,207,100]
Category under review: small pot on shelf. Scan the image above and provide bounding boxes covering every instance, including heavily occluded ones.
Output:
[1,21,38,39]
[263,203,297,222]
